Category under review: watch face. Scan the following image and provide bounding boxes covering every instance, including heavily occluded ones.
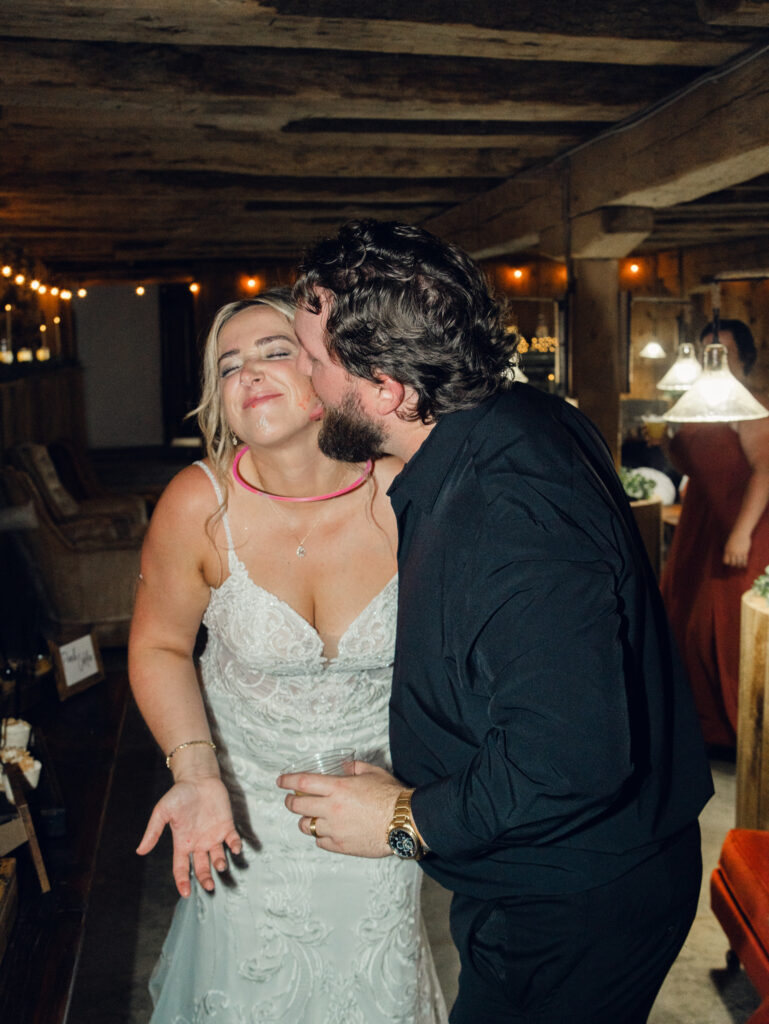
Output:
[388,827,420,859]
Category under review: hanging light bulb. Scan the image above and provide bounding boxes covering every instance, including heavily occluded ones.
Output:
[656,342,702,392]
[640,340,667,359]
[664,343,768,422]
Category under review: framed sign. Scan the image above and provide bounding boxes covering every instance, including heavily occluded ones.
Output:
[50,633,105,700]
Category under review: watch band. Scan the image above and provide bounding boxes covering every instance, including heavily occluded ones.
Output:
[387,789,426,860]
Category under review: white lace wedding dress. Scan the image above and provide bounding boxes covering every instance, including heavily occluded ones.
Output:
[148,463,447,1024]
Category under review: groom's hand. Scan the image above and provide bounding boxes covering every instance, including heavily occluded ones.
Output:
[277,762,402,857]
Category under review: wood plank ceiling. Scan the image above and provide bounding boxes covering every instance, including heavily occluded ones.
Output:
[2,1,769,280]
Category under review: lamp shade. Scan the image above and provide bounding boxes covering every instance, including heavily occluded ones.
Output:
[656,342,702,392]
[664,343,769,423]
[640,340,667,359]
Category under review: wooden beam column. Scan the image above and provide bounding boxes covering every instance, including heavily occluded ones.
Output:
[569,259,623,462]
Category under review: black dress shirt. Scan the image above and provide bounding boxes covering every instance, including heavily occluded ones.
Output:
[388,384,713,900]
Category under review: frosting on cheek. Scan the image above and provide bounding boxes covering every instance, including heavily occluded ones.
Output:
[296,389,324,420]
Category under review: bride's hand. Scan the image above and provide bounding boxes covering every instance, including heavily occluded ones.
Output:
[136,777,242,897]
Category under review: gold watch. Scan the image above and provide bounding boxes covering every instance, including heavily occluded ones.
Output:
[387,790,426,860]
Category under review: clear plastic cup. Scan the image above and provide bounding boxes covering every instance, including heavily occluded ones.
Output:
[281,748,355,793]
[642,415,667,442]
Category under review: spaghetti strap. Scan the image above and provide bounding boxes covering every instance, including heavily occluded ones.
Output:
[194,460,236,567]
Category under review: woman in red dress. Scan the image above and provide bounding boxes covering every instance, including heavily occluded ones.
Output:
[661,319,769,748]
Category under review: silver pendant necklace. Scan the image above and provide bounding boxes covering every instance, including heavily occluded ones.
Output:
[264,498,328,558]
[240,455,365,558]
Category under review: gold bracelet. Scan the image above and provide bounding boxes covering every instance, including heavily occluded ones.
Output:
[165,739,217,769]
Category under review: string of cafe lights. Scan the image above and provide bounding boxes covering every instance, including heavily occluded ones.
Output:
[1,262,87,301]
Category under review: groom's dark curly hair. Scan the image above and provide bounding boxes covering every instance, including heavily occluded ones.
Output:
[293,220,516,423]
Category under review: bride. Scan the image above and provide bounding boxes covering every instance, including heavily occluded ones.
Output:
[128,289,447,1023]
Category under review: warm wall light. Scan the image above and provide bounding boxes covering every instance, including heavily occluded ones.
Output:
[503,266,527,287]
[136,286,145,296]
[77,288,87,298]
[16,347,33,363]
[630,263,640,274]
[246,277,258,290]
[189,282,200,294]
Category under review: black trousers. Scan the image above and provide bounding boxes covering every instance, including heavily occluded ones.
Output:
[448,823,701,1024]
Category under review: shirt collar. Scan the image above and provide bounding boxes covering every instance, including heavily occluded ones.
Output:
[388,398,496,515]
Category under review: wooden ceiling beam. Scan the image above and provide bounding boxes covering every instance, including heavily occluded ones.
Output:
[1,109,595,153]
[0,40,693,124]
[697,0,769,26]
[0,2,753,66]
[0,129,519,178]
[568,45,769,213]
[425,46,769,258]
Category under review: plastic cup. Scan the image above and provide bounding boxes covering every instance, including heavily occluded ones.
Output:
[281,748,355,793]
[642,415,667,442]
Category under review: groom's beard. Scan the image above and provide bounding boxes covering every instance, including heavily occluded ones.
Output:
[318,390,388,463]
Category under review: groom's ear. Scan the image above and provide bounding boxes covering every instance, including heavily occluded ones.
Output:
[372,373,407,415]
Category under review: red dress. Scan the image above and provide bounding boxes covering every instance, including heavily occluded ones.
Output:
[661,423,769,746]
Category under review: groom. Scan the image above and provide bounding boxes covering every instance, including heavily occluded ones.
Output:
[279,220,713,1023]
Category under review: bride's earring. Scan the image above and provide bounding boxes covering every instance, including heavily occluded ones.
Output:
[231,432,239,447]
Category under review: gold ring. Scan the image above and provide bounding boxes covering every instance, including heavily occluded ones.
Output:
[309,817,318,838]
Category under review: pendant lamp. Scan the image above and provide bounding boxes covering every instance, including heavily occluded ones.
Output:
[656,342,702,392]
[640,340,667,359]
[664,342,768,422]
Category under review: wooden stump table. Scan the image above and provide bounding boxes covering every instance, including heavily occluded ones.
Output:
[737,591,769,830]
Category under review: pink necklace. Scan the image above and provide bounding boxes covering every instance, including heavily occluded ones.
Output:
[232,448,373,503]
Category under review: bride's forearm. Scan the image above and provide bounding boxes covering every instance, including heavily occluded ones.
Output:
[128,644,220,780]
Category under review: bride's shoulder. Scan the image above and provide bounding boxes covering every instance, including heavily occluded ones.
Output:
[152,460,223,522]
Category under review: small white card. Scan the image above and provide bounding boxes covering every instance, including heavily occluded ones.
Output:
[59,635,99,688]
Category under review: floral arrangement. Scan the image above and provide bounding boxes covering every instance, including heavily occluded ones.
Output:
[619,467,656,501]
[753,566,769,602]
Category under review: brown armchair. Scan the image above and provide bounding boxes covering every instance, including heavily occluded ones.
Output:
[9,442,147,541]
[1,466,142,647]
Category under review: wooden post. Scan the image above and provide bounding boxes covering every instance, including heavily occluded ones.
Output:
[569,259,623,463]
[736,590,769,829]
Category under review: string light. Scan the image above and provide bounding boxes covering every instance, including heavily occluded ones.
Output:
[189,282,200,294]
[136,286,145,296]
[0,261,89,301]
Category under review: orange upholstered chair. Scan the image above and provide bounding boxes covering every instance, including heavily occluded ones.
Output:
[711,829,769,1024]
